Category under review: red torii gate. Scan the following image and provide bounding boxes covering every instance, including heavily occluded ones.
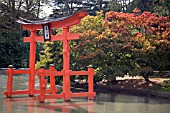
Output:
[4,10,96,102]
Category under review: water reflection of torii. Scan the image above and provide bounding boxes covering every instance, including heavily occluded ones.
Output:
[4,9,96,102]
[4,98,96,113]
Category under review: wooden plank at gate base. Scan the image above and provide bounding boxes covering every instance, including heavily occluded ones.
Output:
[4,89,59,96]
[6,70,29,74]
[36,70,64,76]
[70,71,89,75]
[4,90,29,95]
[13,70,29,74]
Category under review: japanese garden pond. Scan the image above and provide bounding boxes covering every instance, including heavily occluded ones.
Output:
[0,74,170,113]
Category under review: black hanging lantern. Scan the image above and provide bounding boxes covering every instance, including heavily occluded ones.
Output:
[42,23,51,41]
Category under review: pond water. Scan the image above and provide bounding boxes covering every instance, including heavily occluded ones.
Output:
[0,74,170,113]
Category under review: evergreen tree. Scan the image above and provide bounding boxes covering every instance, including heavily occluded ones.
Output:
[0,0,44,68]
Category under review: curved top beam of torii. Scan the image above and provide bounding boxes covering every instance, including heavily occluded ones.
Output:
[17,9,88,30]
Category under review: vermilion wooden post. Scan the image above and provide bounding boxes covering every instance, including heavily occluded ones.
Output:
[29,30,37,96]
[88,65,94,100]
[6,65,13,98]
[63,27,71,101]
[49,64,56,94]
[39,66,46,103]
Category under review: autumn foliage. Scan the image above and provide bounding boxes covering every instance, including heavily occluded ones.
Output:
[72,9,170,82]
[104,9,170,69]
[38,10,170,83]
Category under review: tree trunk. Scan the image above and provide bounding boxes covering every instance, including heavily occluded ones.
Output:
[142,75,150,82]
[37,0,41,18]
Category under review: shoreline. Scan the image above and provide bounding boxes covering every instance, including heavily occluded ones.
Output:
[95,85,170,99]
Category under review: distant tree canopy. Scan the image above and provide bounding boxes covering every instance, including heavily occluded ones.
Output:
[49,0,108,18]
[130,0,170,16]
